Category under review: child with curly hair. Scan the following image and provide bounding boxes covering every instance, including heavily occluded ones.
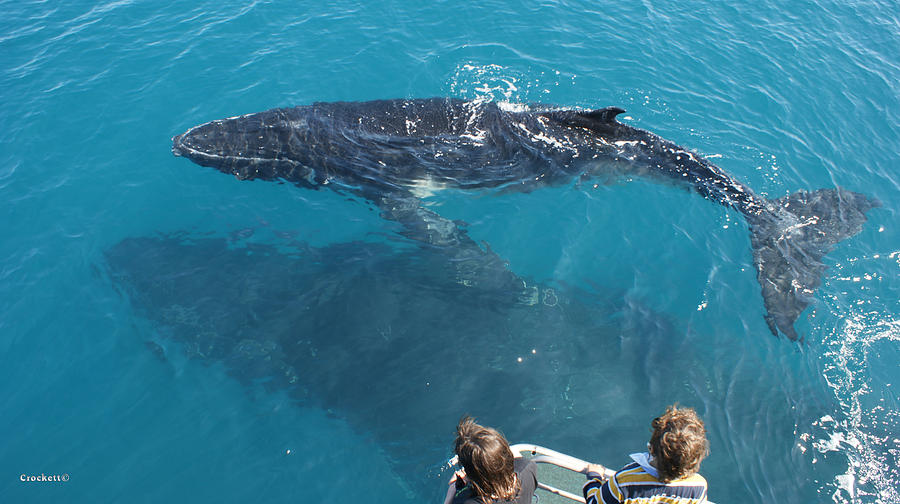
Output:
[583,405,710,504]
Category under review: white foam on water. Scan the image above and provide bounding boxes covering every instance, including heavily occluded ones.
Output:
[448,62,574,104]
[816,315,900,503]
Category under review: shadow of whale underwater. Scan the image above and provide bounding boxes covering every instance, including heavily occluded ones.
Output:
[172,98,879,340]
[104,233,680,498]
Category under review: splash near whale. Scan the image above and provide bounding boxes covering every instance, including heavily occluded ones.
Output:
[172,98,879,340]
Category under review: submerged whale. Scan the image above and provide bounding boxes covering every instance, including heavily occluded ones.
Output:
[104,232,679,498]
[172,98,879,340]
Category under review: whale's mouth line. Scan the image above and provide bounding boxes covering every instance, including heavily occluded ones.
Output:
[171,120,223,158]
[171,136,232,166]
[171,122,235,164]
[171,134,185,157]
[171,130,311,176]
[172,140,246,166]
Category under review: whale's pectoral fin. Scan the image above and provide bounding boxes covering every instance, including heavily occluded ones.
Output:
[371,190,475,249]
[749,188,879,341]
[368,189,530,298]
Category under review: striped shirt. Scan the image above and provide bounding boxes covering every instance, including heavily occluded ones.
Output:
[583,461,707,504]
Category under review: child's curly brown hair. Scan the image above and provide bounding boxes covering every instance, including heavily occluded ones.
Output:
[649,405,709,483]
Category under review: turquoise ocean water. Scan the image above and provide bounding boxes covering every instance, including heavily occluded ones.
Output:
[2,1,898,502]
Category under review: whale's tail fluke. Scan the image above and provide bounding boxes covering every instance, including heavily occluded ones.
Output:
[748,187,879,340]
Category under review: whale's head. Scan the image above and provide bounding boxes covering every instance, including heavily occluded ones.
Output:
[172,110,301,181]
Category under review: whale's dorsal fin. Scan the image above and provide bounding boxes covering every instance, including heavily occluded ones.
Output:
[578,107,626,123]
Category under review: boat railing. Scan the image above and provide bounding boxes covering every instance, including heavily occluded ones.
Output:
[448,443,610,503]
[510,443,612,503]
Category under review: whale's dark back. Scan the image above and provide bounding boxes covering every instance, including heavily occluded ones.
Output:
[172,98,589,192]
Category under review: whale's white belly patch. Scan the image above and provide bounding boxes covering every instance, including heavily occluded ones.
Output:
[406,176,450,198]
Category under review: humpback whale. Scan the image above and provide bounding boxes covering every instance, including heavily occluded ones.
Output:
[172,98,879,340]
[104,232,678,498]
